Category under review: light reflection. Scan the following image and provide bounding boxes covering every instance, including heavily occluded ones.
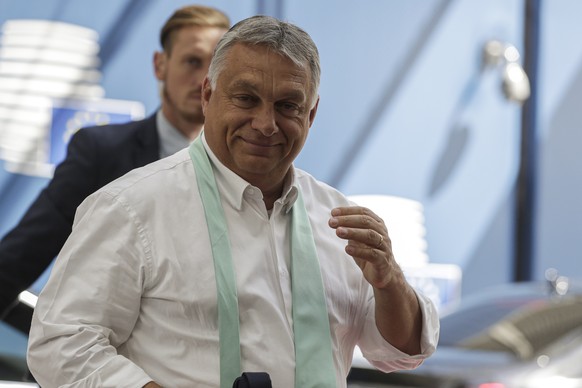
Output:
[536,354,550,368]
[527,375,581,388]
[503,45,520,62]
[555,276,569,295]
[18,290,38,308]
[504,63,527,83]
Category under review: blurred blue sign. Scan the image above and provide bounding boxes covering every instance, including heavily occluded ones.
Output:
[49,98,145,166]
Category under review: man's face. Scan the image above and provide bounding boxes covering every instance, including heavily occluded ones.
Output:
[201,43,319,189]
[155,25,226,126]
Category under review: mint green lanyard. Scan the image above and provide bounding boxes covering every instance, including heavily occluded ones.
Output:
[189,136,336,387]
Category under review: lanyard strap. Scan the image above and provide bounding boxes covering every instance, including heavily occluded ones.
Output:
[190,138,241,387]
[290,191,337,387]
[189,136,336,387]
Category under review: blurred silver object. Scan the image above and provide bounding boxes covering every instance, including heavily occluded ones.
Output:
[483,39,531,103]
[545,267,570,296]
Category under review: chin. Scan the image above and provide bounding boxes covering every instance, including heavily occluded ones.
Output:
[181,111,204,124]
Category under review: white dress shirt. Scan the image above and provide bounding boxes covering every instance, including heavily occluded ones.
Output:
[27,135,439,388]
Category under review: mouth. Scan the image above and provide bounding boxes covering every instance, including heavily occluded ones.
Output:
[245,138,275,147]
[240,137,280,155]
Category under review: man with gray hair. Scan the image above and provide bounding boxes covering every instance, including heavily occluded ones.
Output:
[27,15,439,388]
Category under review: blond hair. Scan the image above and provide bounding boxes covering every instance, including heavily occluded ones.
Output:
[160,5,230,54]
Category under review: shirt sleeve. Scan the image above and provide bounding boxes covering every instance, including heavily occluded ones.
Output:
[357,287,440,372]
[27,190,154,388]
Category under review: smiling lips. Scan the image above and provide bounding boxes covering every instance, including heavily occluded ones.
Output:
[240,136,280,154]
[245,138,274,147]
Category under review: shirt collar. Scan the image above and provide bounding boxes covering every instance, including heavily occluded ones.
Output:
[156,110,191,158]
[280,167,298,214]
[200,132,298,213]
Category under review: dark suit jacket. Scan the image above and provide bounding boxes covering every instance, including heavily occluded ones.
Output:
[0,114,160,314]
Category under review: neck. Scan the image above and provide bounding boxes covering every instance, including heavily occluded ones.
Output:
[173,119,203,141]
[262,191,280,210]
[161,107,204,141]
[204,136,290,211]
[179,123,203,141]
[254,174,287,211]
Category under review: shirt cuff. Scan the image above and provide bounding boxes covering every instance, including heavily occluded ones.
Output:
[358,288,440,372]
[59,355,154,388]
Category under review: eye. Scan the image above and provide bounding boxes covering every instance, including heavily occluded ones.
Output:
[276,101,301,118]
[185,57,202,67]
[233,95,257,108]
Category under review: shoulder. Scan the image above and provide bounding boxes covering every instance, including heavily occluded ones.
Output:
[97,148,193,199]
[75,149,195,229]
[71,115,157,146]
[294,168,351,209]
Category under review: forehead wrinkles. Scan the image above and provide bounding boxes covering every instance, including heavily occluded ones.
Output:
[217,44,313,103]
[227,67,309,103]
[262,50,310,99]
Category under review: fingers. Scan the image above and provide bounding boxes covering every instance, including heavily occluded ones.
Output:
[329,206,388,251]
[331,206,396,289]
[331,205,383,224]
[375,234,384,249]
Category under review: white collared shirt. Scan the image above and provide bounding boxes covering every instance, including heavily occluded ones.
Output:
[28,135,439,388]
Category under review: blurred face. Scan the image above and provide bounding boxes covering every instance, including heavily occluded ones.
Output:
[202,44,319,193]
[154,25,226,130]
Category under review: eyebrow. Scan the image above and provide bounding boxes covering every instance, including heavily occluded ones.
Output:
[229,79,307,102]
[229,79,257,93]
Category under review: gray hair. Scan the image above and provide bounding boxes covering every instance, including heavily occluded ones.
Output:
[207,15,321,102]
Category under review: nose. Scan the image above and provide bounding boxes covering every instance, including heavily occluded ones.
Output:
[251,105,278,136]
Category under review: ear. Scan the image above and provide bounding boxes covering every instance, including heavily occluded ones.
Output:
[201,76,213,114]
[308,95,320,128]
[153,51,166,81]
